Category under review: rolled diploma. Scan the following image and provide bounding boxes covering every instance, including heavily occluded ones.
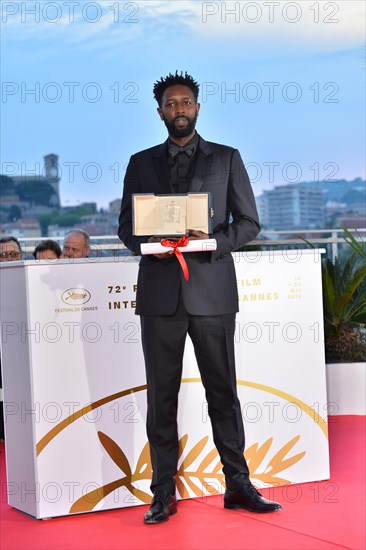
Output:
[140,238,217,255]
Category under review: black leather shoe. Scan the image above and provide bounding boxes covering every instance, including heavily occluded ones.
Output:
[224,484,282,513]
[144,492,177,524]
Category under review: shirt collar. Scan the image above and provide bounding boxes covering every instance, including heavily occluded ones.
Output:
[168,132,199,158]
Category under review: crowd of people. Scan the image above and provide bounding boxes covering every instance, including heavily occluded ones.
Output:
[0,229,91,264]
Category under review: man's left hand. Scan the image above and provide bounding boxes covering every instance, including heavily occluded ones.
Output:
[188,230,209,240]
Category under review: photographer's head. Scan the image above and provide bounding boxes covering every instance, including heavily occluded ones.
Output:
[0,236,22,262]
[33,239,62,260]
[62,229,91,259]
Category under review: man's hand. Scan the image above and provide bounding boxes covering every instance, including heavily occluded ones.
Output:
[188,229,209,240]
[148,231,210,259]
[148,236,175,260]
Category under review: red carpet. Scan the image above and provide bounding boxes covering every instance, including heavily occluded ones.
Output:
[1,416,365,550]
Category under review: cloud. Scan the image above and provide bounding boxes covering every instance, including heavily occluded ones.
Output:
[194,1,365,55]
[1,1,193,48]
[2,1,364,56]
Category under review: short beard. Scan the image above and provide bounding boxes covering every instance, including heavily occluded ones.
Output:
[162,112,198,139]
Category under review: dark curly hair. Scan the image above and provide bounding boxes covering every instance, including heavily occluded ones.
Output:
[153,71,199,107]
[33,239,62,259]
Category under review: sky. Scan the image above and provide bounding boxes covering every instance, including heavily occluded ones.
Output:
[1,0,365,209]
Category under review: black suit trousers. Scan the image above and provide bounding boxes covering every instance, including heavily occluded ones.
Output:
[140,295,250,495]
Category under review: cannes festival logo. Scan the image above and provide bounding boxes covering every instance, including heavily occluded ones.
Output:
[61,288,91,306]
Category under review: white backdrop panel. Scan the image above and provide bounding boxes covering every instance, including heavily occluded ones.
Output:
[0,250,329,518]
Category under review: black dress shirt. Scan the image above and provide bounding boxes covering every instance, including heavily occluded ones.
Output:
[167,133,199,194]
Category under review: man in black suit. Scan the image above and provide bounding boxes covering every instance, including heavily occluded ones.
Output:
[118,71,281,523]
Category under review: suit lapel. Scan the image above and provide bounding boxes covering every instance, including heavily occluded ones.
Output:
[188,136,212,192]
[152,141,172,194]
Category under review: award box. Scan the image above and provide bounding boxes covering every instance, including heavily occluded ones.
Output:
[132,192,214,237]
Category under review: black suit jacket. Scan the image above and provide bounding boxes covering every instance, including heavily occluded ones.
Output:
[118,136,260,316]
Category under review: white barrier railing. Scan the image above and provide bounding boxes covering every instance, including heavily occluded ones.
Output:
[7,228,366,261]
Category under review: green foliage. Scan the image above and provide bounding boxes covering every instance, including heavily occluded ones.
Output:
[8,204,22,222]
[341,225,366,260]
[16,180,55,206]
[325,330,366,364]
[341,188,365,205]
[38,213,82,234]
[322,227,366,362]
[0,207,8,225]
[39,207,96,235]
[38,213,55,236]
[53,214,82,227]
[67,205,95,216]
[322,257,366,332]
[0,175,15,195]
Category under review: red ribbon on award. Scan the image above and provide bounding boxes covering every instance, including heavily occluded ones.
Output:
[161,236,190,281]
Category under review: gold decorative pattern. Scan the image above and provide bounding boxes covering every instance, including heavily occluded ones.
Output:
[69,432,305,513]
[245,435,306,485]
[70,432,152,513]
[236,380,328,438]
[176,435,224,497]
[36,384,147,456]
[36,378,328,456]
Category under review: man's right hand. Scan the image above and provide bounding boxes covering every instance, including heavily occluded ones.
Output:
[148,236,175,260]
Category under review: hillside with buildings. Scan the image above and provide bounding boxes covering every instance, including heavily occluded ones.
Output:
[0,154,364,239]
[0,154,119,239]
[256,178,365,231]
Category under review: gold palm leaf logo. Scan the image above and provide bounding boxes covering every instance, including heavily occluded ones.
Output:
[69,433,305,513]
[176,435,224,498]
[70,432,152,513]
[245,435,306,485]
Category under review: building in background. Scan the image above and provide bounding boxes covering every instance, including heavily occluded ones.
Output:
[0,154,61,237]
[0,218,41,239]
[77,212,118,236]
[11,153,60,204]
[257,184,325,231]
[2,158,364,238]
[334,212,366,230]
[109,199,121,216]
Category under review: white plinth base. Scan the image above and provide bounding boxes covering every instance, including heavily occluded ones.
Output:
[326,362,366,415]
